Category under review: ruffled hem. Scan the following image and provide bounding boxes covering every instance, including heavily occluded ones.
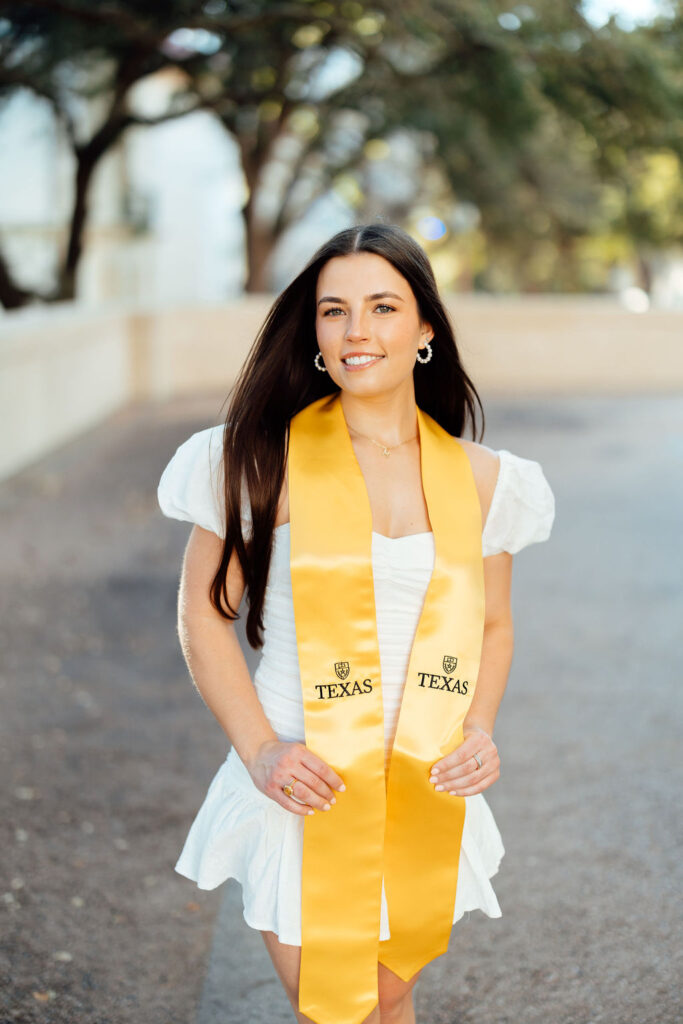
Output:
[175,747,505,946]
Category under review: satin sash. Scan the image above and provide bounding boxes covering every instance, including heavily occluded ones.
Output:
[287,392,485,1024]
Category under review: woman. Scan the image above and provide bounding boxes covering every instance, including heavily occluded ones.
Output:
[158,223,555,1024]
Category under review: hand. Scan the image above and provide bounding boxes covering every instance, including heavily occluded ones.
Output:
[246,739,346,816]
[429,725,500,797]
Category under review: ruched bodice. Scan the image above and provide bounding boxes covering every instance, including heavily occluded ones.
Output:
[253,524,438,771]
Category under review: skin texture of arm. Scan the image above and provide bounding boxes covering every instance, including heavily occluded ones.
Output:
[177,525,345,814]
[429,442,514,795]
[177,525,280,769]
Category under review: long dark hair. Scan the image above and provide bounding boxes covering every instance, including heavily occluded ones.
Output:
[212,222,485,648]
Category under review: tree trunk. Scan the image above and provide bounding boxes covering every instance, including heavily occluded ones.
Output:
[244,215,276,292]
[242,178,279,293]
[56,115,130,301]
[238,137,279,293]
[636,251,653,294]
[0,140,109,307]
[0,248,35,309]
[57,153,97,300]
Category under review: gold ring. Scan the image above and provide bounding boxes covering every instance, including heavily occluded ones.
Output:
[282,777,297,797]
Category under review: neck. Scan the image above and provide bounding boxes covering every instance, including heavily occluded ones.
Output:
[339,383,418,446]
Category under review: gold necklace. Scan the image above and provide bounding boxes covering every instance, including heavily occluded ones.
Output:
[347,423,418,457]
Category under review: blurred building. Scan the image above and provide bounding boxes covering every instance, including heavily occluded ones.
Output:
[0,76,248,306]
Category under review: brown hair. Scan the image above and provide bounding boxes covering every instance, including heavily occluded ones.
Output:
[212,222,485,648]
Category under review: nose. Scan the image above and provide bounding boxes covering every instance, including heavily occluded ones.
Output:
[344,308,370,341]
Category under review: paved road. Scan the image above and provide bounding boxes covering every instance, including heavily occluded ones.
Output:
[2,392,681,1024]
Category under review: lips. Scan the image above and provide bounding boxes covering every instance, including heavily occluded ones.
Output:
[342,353,385,366]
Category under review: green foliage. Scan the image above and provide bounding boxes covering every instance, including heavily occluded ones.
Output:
[0,0,680,303]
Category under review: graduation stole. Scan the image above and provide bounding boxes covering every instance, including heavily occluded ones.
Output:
[287,391,485,1024]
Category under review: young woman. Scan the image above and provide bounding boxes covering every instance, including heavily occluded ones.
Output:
[158,223,555,1024]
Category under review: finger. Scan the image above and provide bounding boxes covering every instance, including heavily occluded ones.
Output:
[448,777,498,797]
[438,755,486,781]
[264,777,314,815]
[435,763,483,789]
[294,762,340,804]
[300,751,346,793]
[284,776,335,812]
[434,759,497,789]
[438,751,498,784]
[267,774,324,815]
[431,738,488,775]
[278,793,315,816]
[445,765,500,796]
[432,736,496,775]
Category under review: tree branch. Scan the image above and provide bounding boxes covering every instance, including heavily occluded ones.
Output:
[0,67,77,144]
[21,0,358,48]
[128,96,220,127]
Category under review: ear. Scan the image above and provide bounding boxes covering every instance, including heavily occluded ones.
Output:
[419,319,434,343]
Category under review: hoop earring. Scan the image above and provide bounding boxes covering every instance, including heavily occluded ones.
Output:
[415,339,433,364]
[314,351,328,372]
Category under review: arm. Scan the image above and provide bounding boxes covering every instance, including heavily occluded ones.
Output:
[463,549,514,739]
[177,524,279,769]
[177,524,344,813]
[429,444,513,795]
[428,551,512,796]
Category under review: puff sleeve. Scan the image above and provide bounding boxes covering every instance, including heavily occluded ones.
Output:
[157,425,252,539]
[481,449,555,556]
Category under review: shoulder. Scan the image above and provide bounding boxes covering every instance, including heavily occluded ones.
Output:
[456,439,501,527]
[457,438,500,483]
[158,425,226,500]
[159,425,225,467]
[457,439,556,556]
[157,424,227,537]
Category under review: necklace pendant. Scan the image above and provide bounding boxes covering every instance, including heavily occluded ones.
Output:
[382,447,390,456]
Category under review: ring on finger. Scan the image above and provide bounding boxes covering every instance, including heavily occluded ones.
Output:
[472,752,483,770]
[282,777,297,797]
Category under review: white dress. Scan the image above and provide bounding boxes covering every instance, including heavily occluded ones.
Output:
[157,425,556,946]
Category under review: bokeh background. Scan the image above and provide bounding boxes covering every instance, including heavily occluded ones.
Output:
[1,2,681,1023]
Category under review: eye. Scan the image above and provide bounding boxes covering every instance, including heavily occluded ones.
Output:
[322,304,395,316]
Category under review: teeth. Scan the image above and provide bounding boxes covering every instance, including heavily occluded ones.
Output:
[344,355,382,365]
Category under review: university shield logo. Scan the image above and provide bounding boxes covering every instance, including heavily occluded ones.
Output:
[334,661,350,680]
[442,655,458,673]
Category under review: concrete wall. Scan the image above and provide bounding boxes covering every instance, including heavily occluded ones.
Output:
[1,305,132,479]
[2,295,682,480]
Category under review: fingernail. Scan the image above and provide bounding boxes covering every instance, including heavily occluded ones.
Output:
[329,797,336,804]
[323,803,331,811]
[307,809,315,815]
[338,784,346,792]
[435,785,444,792]
[431,768,439,775]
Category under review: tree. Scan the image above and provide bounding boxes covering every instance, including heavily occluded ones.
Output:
[0,0,681,307]
[0,0,369,305]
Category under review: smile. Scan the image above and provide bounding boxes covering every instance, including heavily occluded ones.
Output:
[342,354,385,370]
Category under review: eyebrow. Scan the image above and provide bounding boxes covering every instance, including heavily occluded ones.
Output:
[316,291,405,306]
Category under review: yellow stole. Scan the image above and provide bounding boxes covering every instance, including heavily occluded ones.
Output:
[288,392,485,1024]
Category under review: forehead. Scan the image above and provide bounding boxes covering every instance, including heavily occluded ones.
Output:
[316,252,410,297]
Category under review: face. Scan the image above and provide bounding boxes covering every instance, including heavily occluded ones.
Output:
[314,252,433,396]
